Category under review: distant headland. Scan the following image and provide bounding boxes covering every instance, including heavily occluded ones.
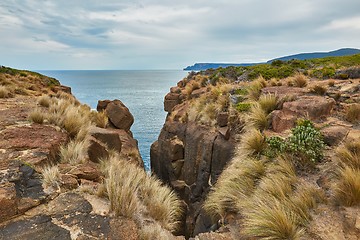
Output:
[184,48,360,71]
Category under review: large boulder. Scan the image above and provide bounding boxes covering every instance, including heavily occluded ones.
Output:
[164,92,181,112]
[97,100,134,131]
[272,96,336,132]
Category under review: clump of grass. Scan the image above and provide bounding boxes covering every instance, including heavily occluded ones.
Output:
[310,84,327,95]
[336,141,360,169]
[90,110,108,128]
[38,95,52,108]
[242,198,304,240]
[247,76,267,101]
[345,104,360,123]
[29,109,46,124]
[42,165,60,190]
[328,80,335,87]
[246,104,270,130]
[60,139,89,164]
[258,93,278,114]
[63,107,88,138]
[292,73,308,88]
[0,86,12,98]
[334,167,360,206]
[239,129,267,157]
[103,155,182,232]
[204,156,266,221]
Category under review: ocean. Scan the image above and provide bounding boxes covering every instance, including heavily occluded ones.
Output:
[39,70,187,170]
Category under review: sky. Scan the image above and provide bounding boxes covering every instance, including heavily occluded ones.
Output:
[0,0,360,70]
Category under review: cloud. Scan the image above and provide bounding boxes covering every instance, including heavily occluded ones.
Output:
[0,0,359,69]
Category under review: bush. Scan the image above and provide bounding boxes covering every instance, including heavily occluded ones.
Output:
[60,139,89,164]
[310,85,327,95]
[38,95,51,107]
[287,120,324,164]
[266,120,325,165]
[0,86,12,98]
[246,104,270,131]
[239,129,267,157]
[235,102,252,112]
[292,73,308,88]
[258,93,278,114]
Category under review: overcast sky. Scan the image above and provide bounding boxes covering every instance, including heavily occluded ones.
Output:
[1,0,359,70]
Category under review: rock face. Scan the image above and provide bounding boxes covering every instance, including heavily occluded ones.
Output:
[0,71,146,239]
[272,96,336,132]
[98,99,134,131]
[151,117,236,237]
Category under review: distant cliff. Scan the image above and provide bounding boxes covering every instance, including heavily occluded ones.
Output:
[184,48,360,71]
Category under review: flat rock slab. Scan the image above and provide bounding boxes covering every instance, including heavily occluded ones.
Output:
[0,215,71,240]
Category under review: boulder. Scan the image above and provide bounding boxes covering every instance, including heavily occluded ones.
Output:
[164,93,181,112]
[321,125,350,146]
[272,96,336,132]
[89,126,122,152]
[100,100,134,131]
[88,137,109,163]
[68,162,102,182]
[97,100,111,112]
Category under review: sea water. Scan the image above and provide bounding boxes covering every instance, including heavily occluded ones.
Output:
[39,70,187,170]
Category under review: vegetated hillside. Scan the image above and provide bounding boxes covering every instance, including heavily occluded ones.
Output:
[152,53,360,239]
[184,48,360,71]
[269,48,360,62]
[0,67,184,240]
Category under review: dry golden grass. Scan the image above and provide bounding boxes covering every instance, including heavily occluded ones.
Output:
[336,141,360,169]
[239,129,267,156]
[258,93,278,114]
[204,156,266,220]
[90,110,108,128]
[246,104,269,131]
[38,95,52,108]
[292,73,308,88]
[247,76,266,101]
[42,165,60,189]
[0,86,12,98]
[334,166,360,206]
[103,155,182,231]
[345,104,360,123]
[242,198,304,240]
[60,139,89,164]
[63,107,88,138]
[29,109,46,124]
[310,84,327,95]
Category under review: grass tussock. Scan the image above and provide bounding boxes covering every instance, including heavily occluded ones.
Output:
[258,93,278,114]
[345,104,360,123]
[310,84,327,95]
[38,95,52,107]
[336,141,360,169]
[334,167,360,206]
[0,86,12,98]
[60,139,89,164]
[42,165,60,189]
[90,110,108,128]
[246,104,270,131]
[247,76,267,101]
[29,109,46,124]
[204,156,266,221]
[292,73,308,88]
[242,198,304,240]
[239,129,267,156]
[103,155,182,232]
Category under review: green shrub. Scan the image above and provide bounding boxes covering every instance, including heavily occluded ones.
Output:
[236,102,252,112]
[266,120,325,164]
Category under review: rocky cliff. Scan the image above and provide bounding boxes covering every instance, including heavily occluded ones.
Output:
[151,56,360,239]
[0,67,183,239]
